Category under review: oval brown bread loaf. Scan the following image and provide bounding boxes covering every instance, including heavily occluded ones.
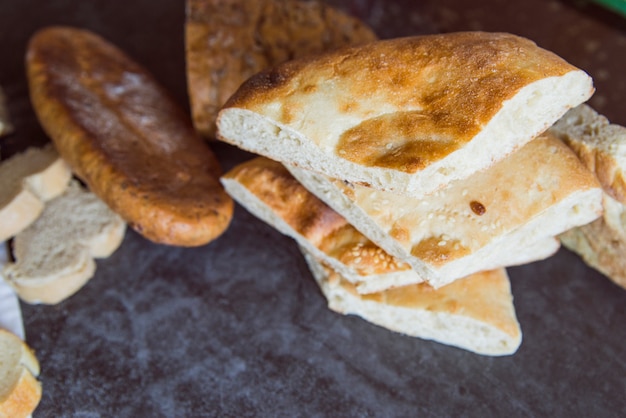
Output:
[26,26,234,247]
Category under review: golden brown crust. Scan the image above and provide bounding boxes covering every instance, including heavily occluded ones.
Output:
[185,0,377,139]
[27,26,233,246]
[222,32,583,173]
[223,157,410,275]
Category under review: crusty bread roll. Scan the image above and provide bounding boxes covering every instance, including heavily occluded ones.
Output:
[301,250,522,356]
[222,156,562,294]
[217,31,594,196]
[185,0,377,139]
[550,104,626,204]
[0,329,41,418]
[290,132,603,288]
[0,87,12,137]
[0,145,72,242]
[3,181,126,304]
[27,26,233,247]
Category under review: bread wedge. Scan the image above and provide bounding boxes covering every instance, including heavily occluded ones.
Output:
[0,329,41,418]
[0,145,72,241]
[290,132,603,288]
[560,193,626,290]
[550,104,626,204]
[222,156,561,293]
[186,0,377,138]
[3,181,126,304]
[550,106,626,290]
[302,250,522,356]
[217,31,594,196]
[27,26,233,247]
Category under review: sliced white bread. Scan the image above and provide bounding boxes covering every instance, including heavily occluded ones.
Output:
[0,145,72,241]
[217,31,593,196]
[301,250,522,356]
[550,104,626,204]
[0,329,41,418]
[2,181,126,304]
[222,156,561,294]
[290,132,603,288]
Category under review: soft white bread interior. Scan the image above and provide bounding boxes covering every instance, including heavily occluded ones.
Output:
[217,32,594,196]
[0,329,41,418]
[301,249,522,356]
[550,104,626,204]
[560,193,626,290]
[0,87,12,137]
[0,145,72,241]
[290,132,603,288]
[2,181,126,304]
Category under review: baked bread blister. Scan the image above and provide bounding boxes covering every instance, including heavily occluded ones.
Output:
[3,181,126,305]
[0,328,41,418]
[185,0,378,139]
[27,26,233,247]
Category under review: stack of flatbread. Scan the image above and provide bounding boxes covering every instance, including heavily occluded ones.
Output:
[213,30,607,356]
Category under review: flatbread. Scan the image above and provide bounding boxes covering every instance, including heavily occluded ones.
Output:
[186,0,377,138]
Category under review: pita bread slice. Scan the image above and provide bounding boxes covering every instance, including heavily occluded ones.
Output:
[217,31,594,196]
[186,0,377,138]
[550,104,626,204]
[301,249,522,356]
[560,192,626,291]
[290,132,603,288]
[222,156,560,294]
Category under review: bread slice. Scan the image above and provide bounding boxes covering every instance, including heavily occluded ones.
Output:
[186,0,377,139]
[27,26,233,247]
[0,329,41,418]
[0,145,72,241]
[0,87,12,137]
[290,132,603,288]
[560,193,626,290]
[222,156,561,294]
[217,31,594,196]
[2,181,126,304]
[549,105,626,290]
[301,250,522,356]
[550,104,626,204]
[221,156,422,293]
